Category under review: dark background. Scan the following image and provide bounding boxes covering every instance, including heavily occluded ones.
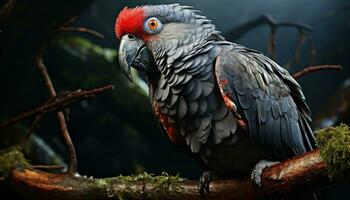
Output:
[0,0,350,199]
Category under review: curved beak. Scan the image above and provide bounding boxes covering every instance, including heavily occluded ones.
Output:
[118,34,154,82]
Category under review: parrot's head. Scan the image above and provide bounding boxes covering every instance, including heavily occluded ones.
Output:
[115,4,222,81]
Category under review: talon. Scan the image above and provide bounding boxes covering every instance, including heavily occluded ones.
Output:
[251,160,279,189]
[198,171,215,198]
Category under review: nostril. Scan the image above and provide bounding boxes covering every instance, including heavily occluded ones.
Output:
[127,34,135,40]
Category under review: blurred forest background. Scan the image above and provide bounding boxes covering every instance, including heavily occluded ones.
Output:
[0,0,350,198]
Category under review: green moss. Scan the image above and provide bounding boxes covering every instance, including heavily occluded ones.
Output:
[98,172,184,200]
[315,124,350,182]
[0,147,29,180]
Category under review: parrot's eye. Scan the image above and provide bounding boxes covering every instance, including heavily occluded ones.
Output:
[144,17,162,34]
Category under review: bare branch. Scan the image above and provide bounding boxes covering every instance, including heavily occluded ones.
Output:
[224,14,312,40]
[0,85,114,129]
[267,27,276,59]
[224,14,315,67]
[292,65,342,79]
[22,46,113,172]
[21,114,42,148]
[276,22,313,31]
[61,16,77,27]
[55,27,104,39]
[307,35,317,66]
[34,35,76,174]
[27,14,105,174]
[54,16,104,39]
[293,31,307,66]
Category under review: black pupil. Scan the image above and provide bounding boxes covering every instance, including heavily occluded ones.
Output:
[150,21,155,27]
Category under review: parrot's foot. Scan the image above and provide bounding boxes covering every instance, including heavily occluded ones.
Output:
[198,171,215,198]
[251,160,279,189]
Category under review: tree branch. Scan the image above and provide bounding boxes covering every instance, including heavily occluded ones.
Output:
[267,27,276,59]
[7,123,349,199]
[4,148,331,200]
[292,65,343,79]
[224,14,312,40]
[55,27,104,39]
[33,33,81,174]
[224,14,314,64]
[21,114,43,148]
[0,84,114,129]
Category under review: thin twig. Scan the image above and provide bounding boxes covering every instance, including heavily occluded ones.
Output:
[61,16,77,27]
[55,27,104,39]
[277,22,313,31]
[224,14,315,69]
[225,14,313,40]
[34,40,77,174]
[21,114,42,149]
[307,35,317,66]
[0,85,114,129]
[33,21,106,173]
[293,30,307,66]
[267,27,276,59]
[293,65,343,79]
[5,19,106,173]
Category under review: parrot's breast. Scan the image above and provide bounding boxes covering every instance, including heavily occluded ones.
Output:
[148,46,241,153]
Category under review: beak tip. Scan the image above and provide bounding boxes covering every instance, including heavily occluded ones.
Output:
[121,65,133,82]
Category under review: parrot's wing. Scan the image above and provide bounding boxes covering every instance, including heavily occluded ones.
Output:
[214,46,315,159]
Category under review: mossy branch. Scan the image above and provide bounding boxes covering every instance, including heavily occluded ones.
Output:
[1,125,350,200]
[315,123,350,182]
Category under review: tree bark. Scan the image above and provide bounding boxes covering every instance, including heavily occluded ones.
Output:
[5,149,331,200]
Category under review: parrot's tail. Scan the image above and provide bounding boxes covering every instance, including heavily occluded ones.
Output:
[298,112,316,152]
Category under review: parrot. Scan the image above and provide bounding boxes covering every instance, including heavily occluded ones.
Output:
[115,3,316,195]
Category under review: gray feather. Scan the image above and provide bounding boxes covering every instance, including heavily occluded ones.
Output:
[166,94,179,108]
[160,85,170,101]
[201,82,215,97]
[197,100,208,116]
[178,96,188,119]
[207,92,220,112]
[212,104,228,121]
[186,79,202,101]
[195,116,212,144]
[213,112,237,144]
[188,101,199,115]
[182,80,195,95]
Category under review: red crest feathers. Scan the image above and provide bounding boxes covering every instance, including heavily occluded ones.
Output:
[115,7,145,39]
